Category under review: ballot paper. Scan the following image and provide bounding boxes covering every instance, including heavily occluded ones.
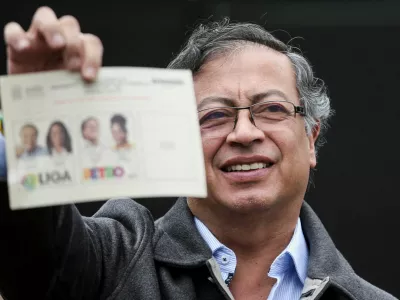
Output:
[0,67,206,210]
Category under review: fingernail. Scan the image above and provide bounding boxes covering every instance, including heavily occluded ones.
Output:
[84,67,96,78]
[68,57,81,69]
[52,33,65,47]
[16,39,29,51]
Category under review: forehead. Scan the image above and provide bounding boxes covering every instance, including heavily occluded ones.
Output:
[51,125,62,131]
[86,119,98,126]
[194,45,298,105]
[22,127,36,134]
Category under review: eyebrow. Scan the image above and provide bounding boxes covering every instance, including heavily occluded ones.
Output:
[197,97,235,111]
[197,89,290,111]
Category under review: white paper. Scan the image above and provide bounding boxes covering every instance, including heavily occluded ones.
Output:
[0,67,206,210]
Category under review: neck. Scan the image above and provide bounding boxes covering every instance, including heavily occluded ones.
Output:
[27,146,37,153]
[188,198,301,261]
[54,146,63,153]
[88,139,98,145]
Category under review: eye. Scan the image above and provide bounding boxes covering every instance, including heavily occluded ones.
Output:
[199,109,234,125]
[204,111,227,120]
[254,102,292,115]
[252,102,293,121]
[264,103,289,113]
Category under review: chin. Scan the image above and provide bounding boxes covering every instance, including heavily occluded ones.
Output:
[218,190,279,214]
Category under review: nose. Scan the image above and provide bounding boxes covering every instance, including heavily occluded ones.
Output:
[226,109,265,146]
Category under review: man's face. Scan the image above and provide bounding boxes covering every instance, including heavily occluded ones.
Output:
[193,45,319,212]
[83,119,99,143]
[21,127,38,152]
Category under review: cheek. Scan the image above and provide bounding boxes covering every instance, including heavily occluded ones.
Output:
[275,128,311,172]
[202,138,224,168]
[268,125,308,162]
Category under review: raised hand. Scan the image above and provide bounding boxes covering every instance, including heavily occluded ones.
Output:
[3,6,103,81]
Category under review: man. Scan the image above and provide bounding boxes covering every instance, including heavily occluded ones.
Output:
[81,116,108,165]
[81,117,100,146]
[16,123,48,159]
[0,6,396,300]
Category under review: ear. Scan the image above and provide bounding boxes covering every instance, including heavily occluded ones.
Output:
[308,121,320,169]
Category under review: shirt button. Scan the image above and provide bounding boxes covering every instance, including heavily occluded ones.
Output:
[221,256,229,265]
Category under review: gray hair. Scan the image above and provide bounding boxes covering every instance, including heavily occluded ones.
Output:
[168,20,333,154]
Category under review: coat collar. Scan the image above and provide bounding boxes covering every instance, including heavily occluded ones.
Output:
[153,197,211,267]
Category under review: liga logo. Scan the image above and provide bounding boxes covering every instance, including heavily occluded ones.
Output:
[21,170,72,191]
[83,166,125,180]
[21,174,38,190]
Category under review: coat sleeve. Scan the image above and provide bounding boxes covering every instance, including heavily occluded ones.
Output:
[0,188,102,299]
[0,186,154,300]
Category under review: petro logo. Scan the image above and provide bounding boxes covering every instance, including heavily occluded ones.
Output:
[21,174,38,190]
[83,166,125,180]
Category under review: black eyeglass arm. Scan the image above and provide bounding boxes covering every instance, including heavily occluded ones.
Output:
[295,106,306,115]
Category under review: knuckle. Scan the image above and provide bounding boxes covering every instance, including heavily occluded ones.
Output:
[59,15,80,30]
[84,34,103,53]
[33,6,57,27]
[4,22,19,33]
[36,6,54,15]
[85,33,102,46]
[4,22,23,42]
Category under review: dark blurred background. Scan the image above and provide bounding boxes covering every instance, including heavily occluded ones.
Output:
[1,0,400,297]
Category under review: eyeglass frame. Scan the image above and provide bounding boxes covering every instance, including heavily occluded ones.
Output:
[197,100,306,130]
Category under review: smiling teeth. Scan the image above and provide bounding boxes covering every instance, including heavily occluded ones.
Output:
[227,163,270,172]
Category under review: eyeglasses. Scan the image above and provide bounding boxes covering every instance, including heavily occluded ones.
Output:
[198,100,306,139]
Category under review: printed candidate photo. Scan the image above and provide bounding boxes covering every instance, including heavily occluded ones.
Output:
[16,123,48,160]
[80,116,110,166]
[46,120,73,164]
[110,113,135,157]
[109,113,139,179]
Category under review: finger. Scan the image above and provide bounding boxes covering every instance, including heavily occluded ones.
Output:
[59,15,82,71]
[4,22,30,51]
[80,33,104,81]
[29,6,66,49]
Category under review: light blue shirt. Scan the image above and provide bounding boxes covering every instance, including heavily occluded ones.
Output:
[195,217,309,300]
[19,145,48,159]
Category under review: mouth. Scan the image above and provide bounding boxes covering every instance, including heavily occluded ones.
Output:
[223,162,273,172]
[220,157,274,182]
[220,155,275,174]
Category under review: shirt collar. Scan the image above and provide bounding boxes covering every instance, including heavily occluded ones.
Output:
[194,217,225,254]
[83,139,97,147]
[194,216,308,284]
[269,218,309,284]
[24,146,41,155]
